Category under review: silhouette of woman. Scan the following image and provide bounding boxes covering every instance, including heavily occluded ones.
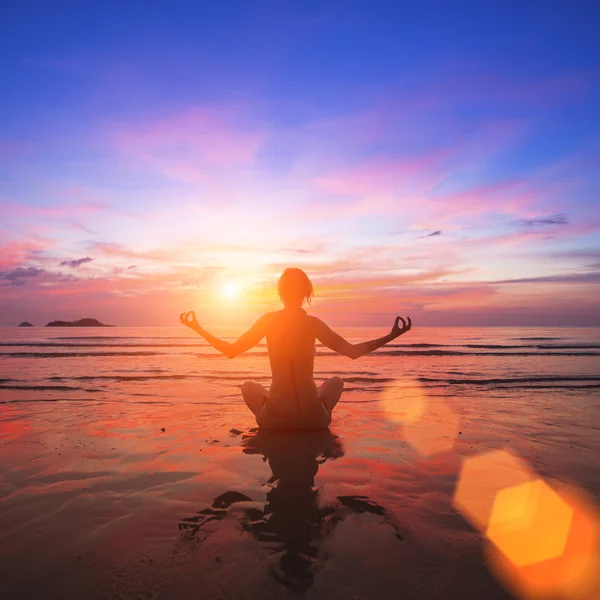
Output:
[180,268,412,429]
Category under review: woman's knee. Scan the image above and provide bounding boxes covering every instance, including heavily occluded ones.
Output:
[331,376,344,390]
[320,377,343,412]
[242,381,267,417]
[325,376,344,397]
[242,380,261,396]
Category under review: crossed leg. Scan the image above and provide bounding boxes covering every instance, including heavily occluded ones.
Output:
[318,376,344,412]
[242,376,344,416]
[241,380,268,416]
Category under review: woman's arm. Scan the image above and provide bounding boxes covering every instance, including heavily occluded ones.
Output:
[315,316,412,359]
[180,311,270,359]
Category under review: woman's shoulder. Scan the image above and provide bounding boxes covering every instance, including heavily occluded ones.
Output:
[264,309,317,327]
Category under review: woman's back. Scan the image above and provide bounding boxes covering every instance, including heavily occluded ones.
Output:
[265,308,319,414]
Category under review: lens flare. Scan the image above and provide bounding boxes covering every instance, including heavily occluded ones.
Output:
[484,482,600,600]
[379,379,427,425]
[380,379,459,457]
[453,450,536,533]
[454,451,600,600]
[486,479,573,567]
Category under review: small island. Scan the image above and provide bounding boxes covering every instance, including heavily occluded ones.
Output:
[45,318,114,327]
[19,321,34,327]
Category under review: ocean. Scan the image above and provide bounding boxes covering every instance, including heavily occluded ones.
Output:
[2,325,600,405]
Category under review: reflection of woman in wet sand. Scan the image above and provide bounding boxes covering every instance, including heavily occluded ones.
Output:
[179,429,402,591]
[181,268,412,429]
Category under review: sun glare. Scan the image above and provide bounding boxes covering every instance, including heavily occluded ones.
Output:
[221,281,240,299]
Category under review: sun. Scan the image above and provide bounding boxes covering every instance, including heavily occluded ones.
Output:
[221,281,240,299]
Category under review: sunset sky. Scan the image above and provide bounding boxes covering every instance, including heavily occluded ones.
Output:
[1,1,599,327]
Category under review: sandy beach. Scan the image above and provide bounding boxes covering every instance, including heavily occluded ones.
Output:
[2,332,600,600]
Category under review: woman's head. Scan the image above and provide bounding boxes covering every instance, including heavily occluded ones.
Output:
[277,268,314,307]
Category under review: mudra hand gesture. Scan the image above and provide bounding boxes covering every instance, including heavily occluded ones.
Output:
[180,311,199,331]
[391,316,412,338]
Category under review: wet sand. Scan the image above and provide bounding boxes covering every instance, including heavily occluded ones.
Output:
[1,391,600,600]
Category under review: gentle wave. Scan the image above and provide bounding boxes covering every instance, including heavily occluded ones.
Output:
[0,398,176,404]
[0,384,103,392]
[4,374,595,387]
[2,377,598,397]
[49,374,190,381]
[376,350,600,357]
[4,349,600,359]
[0,342,214,348]
[341,376,395,384]
[7,340,598,349]
[52,336,199,340]
[418,376,600,385]
[506,384,600,389]
[515,337,562,341]
[463,344,600,350]
[0,351,167,358]
[1,373,393,385]
[50,374,272,382]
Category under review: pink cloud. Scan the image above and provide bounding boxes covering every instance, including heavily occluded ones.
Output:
[0,239,55,271]
[281,69,593,230]
[112,107,265,183]
[301,154,594,238]
[282,70,589,173]
[93,242,174,262]
[297,115,532,225]
[1,199,107,219]
[411,179,540,229]
[314,151,447,197]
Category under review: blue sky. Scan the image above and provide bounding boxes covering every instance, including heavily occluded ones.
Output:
[1,0,599,326]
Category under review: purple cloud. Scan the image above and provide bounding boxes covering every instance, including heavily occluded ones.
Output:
[59,257,94,268]
[4,266,45,280]
[513,213,569,228]
[492,272,600,284]
[1,266,45,286]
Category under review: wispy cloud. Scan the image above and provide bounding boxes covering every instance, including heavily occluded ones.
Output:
[112,107,265,183]
[1,266,45,286]
[2,199,107,219]
[92,242,173,262]
[59,257,94,268]
[512,213,569,228]
[492,272,600,284]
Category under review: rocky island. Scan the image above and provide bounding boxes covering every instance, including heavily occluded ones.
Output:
[19,321,34,327]
[45,318,114,327]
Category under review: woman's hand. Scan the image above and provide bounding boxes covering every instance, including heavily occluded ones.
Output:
[180,311,200,331]
[391,316,412,338]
